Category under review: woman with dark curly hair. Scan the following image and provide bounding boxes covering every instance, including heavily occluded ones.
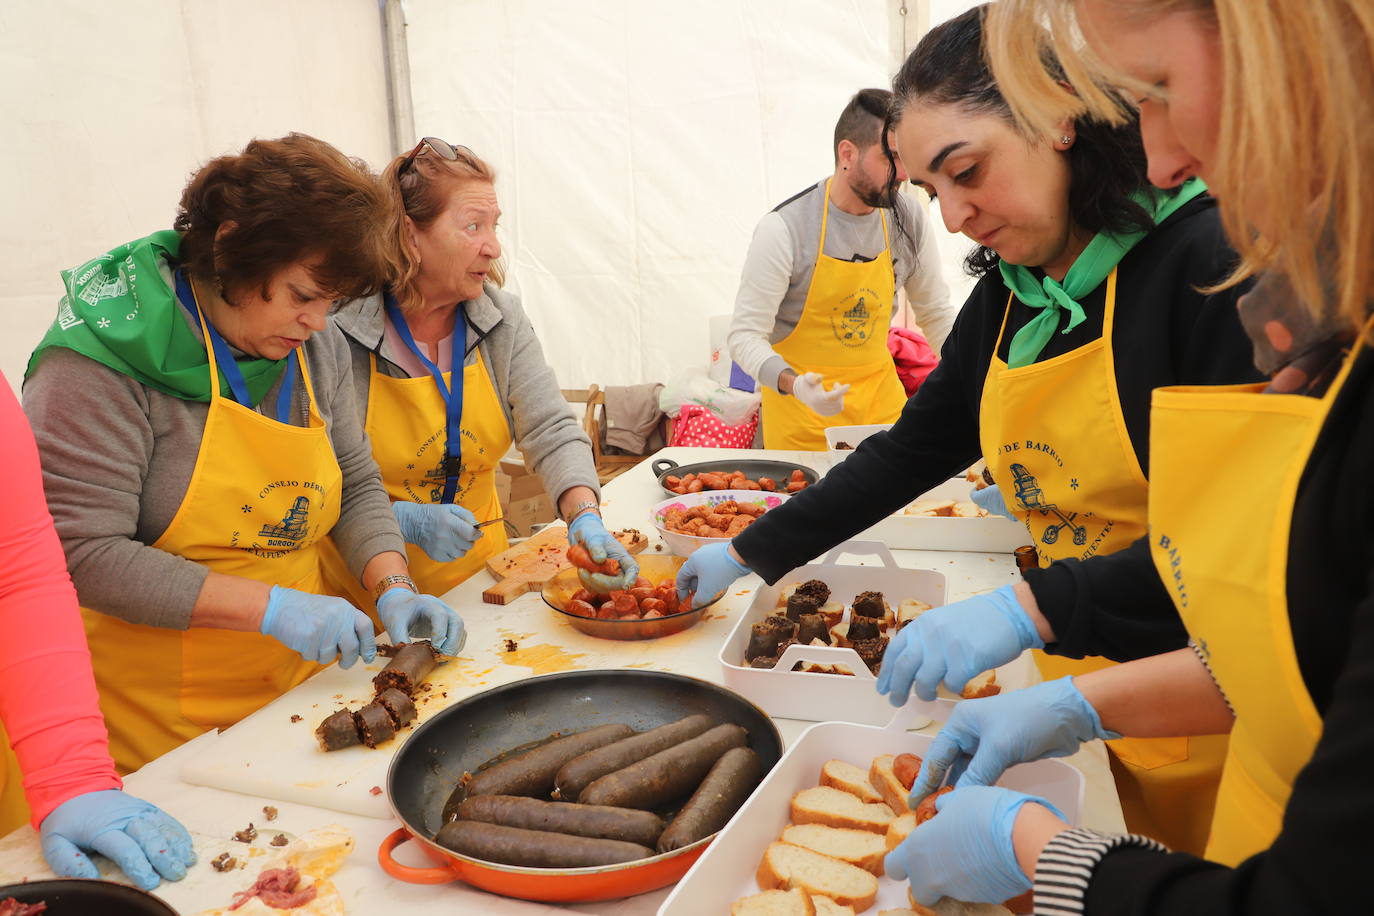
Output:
[679,3,1259,855]
[22,133,463,774]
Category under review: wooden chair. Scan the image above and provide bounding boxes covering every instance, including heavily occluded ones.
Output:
[561,385,643,484]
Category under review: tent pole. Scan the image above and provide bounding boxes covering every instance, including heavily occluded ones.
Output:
[380,0,416,157]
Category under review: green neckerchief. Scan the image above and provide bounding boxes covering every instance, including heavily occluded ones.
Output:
[999,177,1208,368]
[26,230,286,403]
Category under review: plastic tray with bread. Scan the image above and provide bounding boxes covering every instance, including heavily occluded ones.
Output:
[719,541,954,726]
[851,472,1027,554]
[657,707,1084,916]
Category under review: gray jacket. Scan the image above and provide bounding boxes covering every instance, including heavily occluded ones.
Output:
[332,283,599,509]
[23,318,404,630]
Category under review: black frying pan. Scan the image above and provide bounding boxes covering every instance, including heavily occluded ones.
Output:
[650,457,819,497]
[0,879,178,915]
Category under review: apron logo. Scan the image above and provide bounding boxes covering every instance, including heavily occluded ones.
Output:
[232,481,327,558]
[1008,463,1089,547]
[259,495,313,546]
[405,425,483,504]
[830,289,883,347]
[1157,532,1190,609]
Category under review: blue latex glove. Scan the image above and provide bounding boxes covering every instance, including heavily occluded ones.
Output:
[568,512,639,591]
[377,587,466,655]
[260,586,377,668]
[875,585,1043,705]
[393,502,481,562]
[909,676,1121,802]
[971,484,1018,521]
[886,785,1065,906]
[41,790,196,891]
[676,541,751,609]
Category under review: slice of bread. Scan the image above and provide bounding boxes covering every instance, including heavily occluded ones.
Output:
[818,600,846,627]
[951,501,985,518]
[869,755,912,814]
[790,786,894,833]
[906,890,1015,915]
[896,599,930,627]
[811,896,856,916]
[819,760,883,804]
[731,887,817,915]
[756,842,879,911]
[885,811,916,851]
[904,498,956,517]
[960,670,1000,699]
[781,823,887,875]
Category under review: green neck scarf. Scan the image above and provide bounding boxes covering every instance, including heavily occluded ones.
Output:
[999,177,1208,369]
[27,230,286,403]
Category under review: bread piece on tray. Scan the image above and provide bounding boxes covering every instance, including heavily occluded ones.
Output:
[812,896,856,916]
[732,887,817,916]
[756,842,879,911]
[790,786,894,833]
[885,812,916,851]
[781,823,887,875]
[869,755,912,814]
[819,760,883,804]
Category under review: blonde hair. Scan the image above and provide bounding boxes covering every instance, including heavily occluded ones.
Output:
[380,144,506,311]
[986,0,1374,332]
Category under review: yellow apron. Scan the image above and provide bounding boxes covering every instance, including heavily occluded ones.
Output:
[1146,339,1362,864]
[761,179,908,450]
[0,726,28,834]
[82,294,336,774]
[979,269,1225,855]
[321,347,511,607]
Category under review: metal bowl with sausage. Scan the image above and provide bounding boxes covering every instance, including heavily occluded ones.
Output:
[650,458,818,498]
[377,669,782,903]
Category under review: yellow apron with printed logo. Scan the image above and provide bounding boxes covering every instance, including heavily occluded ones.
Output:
[979,269,1226,855]
[1146,342,1361,864]
[761,180,908,450]
[320,348,511,607]
[81,298,336,775]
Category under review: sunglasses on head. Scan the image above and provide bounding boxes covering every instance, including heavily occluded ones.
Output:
[397,137,474,178]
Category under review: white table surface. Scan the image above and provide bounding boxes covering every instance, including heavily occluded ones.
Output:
[0,447,1124,914]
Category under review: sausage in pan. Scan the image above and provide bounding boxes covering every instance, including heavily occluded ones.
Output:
[466,724,635,798]
[454,795,664,847]
[553,714,714,801]
[655,746,761,852]
[577,723,748,808]
[434,820,653,868]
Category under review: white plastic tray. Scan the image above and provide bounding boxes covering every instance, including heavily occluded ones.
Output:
[720,541,950,726]
[856,477,1030,554]
[824,423,892,468]
[658,708,1085,915]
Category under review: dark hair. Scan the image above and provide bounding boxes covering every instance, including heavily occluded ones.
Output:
[833,88,894,164]
[886,4,1155,277]
[174,133,389,303]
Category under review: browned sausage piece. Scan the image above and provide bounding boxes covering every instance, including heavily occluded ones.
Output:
[377,687,416,728]
[455,795,664,847]
[553,714,715,801]
[434,820,653,868]
[354,702,396,748]
[577,723,748,808]
[655,746,761,852]
[315,709,361,752]
[373,642,440,696]
[466,724,635,798]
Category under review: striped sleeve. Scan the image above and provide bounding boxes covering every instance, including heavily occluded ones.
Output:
[1033,827,1168,915]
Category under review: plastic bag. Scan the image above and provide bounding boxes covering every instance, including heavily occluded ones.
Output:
[659,368,761,426]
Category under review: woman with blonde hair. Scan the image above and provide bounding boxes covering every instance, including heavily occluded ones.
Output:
[322,139,635,603]
[880,2,1374,912]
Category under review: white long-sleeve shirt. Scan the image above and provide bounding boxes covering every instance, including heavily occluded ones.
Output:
[728,180,953,392]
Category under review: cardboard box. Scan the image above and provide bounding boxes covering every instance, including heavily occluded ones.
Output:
[495,461,556,537]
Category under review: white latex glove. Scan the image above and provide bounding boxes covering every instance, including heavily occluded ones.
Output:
[792,372,849,417]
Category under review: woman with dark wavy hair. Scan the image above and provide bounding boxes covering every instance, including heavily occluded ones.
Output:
[678,2,1258,856]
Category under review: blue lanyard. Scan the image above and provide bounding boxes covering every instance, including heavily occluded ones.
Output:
[173,269,296,423]
[385,295,465,504]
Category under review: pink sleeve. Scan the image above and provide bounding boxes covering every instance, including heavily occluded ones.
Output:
[0,373,121,826]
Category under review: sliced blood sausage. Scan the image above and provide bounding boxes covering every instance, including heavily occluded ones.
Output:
[466,724,635,798]
[455,795,663,847]
[354,702,396,748]
[434,820,653,868]
[655,746,761,852]
[376,687,416,728]
[315,709,361,752]
[577,723,748,808]
[372,641,440,696]
[553,714,714,801]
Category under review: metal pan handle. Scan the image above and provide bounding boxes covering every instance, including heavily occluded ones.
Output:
[651,458,680,476]
[773,642,876,680]
[816,539,901,570]
[378,827,460,884]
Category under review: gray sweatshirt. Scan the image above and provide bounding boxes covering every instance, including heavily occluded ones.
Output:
[332,283,600,508]
[23,312,404,630]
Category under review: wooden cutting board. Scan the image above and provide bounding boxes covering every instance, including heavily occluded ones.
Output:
[482,524,649,604]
